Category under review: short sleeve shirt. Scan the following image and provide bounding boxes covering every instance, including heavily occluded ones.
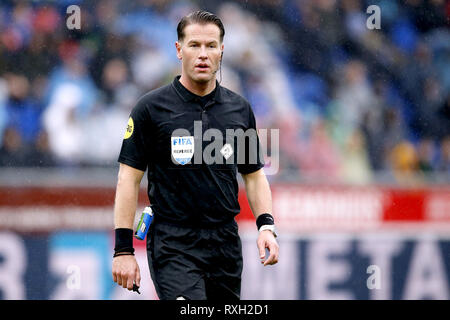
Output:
[118,76,265,226]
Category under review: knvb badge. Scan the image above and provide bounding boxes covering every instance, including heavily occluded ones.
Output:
[171,136,194,165]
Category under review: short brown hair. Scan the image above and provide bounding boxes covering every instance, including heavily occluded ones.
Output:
[177,10,225,43]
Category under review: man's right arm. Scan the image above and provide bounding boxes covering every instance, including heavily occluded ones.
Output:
[112,163,145,291]
[114,163,145,229]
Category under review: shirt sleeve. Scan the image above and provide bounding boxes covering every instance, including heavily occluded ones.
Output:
[117,97,151,171]
[237,102,265,175]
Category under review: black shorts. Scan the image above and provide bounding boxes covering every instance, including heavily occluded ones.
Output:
[146,218,243,300]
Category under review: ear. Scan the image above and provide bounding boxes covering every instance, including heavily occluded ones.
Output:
[175,41,182,60]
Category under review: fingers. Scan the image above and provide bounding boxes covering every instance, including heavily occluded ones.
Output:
[112,257,140,291]
[263,242,279,266]
[115,270,125,287]
[126,275,134,290]
[126,265,141,290]
[258,241,266,261]
[257,238,279,266]
[115,270,136,290]
[113,270,121,286]
[135,266,141,288]
[112,267,121,286]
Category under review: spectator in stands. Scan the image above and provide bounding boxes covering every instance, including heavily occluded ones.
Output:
[417,137,436,174]
[339,129,372,185]
[4,73,42,145]
[0,77,7,145]
[437,93,450,139]
[100,58,130,105]
[25,129,56,167]
[437,136,450,173]
[297,118,340,180]
[333,60,376,132]
[360,79,390,171]
[0,126,28,167]
[417,76,445,138]
[42,83,84,165]
[388,141,422,185]
[45,41,98,120]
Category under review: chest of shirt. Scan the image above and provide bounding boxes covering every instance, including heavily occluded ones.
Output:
[150,102,247,142]
[148,102,248,167]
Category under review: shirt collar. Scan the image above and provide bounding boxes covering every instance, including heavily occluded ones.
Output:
[172,75,223,103]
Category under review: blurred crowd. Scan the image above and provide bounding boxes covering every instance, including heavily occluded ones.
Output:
[0,0,449,185]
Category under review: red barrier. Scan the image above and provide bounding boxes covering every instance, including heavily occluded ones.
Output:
[0,185,449,232]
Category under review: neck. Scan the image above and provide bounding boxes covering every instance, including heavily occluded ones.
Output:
[179,74,216,97]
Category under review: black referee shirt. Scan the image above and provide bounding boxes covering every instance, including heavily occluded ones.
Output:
[118,76,264,226]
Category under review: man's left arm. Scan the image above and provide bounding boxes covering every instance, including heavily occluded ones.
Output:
[241,168,279,266]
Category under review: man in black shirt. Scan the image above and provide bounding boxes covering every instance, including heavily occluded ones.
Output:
[112,11,279,300]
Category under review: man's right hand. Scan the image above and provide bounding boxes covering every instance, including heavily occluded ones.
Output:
[112,255,141,291]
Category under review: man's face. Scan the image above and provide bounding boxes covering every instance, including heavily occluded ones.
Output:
[176,23,223,84]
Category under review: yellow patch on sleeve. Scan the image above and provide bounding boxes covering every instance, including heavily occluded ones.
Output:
[124,117,134,139]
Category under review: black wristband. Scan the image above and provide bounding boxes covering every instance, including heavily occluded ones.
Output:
[114,228,134,254]
[113,251,135,258]
[256,213,275,230]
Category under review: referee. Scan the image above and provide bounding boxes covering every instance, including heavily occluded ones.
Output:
[112,10,279,300]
